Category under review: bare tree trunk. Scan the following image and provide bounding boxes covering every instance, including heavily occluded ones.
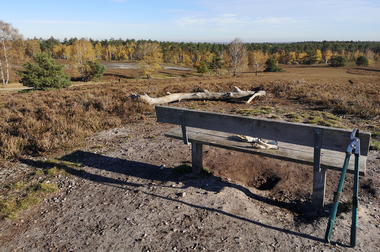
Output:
[2,41,9,85]
[0,59,5,85]
[131,87,265,105]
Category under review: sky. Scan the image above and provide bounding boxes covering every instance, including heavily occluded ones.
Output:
[1,0,380,43]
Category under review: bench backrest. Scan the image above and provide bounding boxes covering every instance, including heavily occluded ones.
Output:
[155,105,371,156]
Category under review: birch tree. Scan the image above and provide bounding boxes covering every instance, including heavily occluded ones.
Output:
[69,39,96,80]
[135,42,163,79]
[0,21,23,85]
[248,50,267,74]
[227,37,248,76]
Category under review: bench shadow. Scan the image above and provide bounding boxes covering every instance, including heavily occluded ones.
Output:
[20,150,340,246]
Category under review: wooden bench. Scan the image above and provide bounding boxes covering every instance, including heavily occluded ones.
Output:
[155,105,371,208]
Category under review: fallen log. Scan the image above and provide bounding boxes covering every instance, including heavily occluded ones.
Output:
[130,87,265,105]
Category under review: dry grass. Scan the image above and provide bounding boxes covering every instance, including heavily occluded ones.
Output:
[1,64,380,161]
[0,83,152,160]
[263,79,380,118]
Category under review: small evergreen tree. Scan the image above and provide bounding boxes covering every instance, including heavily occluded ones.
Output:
[84,60,106,81]
[329,55,348,67]
[356,56,369,67]
[210,56,223,75]
[17,52,71,90]
[263,58,284,72]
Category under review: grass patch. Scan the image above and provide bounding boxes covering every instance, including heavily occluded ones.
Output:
[234,106,273,117]
[0,196,41,219]
[201,167,213,175]
[31,182,58,193]
[370,141,380,151]
[8,181,25,190]
[173,164,192,175]
[288,113,302,122]
[306,112,339,127]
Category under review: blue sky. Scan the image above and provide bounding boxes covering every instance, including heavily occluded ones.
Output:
[2,0,380,43]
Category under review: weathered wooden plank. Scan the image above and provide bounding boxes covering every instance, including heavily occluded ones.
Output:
[156,105,371,156]
[165,126,366,176]
[312,168,327,208]
[192,143,203,174]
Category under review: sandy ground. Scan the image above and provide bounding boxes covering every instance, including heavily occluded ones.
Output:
[1,64,380,251]
[0,113,379,252]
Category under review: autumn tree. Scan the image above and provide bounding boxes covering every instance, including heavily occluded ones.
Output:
[24,39,41,57]
[303,50,319,65]
[227,37,248,76]
[83,60,105,81]
[135,42,163,79]
[322,50,333,64]
[17,52,71,90]
[69,39,96,80]
[0,21,24,85]
[248,50,267,74]
[94,42,103,60]
[197,61,208,73]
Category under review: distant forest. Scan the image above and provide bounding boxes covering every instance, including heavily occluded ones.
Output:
[29,37,380,68]
[35,37,380,55]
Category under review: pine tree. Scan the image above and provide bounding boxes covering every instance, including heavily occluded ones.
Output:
[329,55,348,67]
[16,52,71,90]
[356,56,369,67]
[263,58,284,72]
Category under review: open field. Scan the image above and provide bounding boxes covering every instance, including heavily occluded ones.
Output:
[1,64,380,251]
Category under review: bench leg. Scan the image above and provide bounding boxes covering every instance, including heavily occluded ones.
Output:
[191,143,203,174]
[312,168,327,209]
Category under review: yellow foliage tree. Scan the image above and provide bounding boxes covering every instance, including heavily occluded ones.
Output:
[104,44,116,61]
[322,50,333,64]
[315,49,323,63]
[289,52,297,62]
[248,50,267,73]
[69,39,96,79]
[182,52,193,65]
[135,42,163,79]
[296,52,307,63]
[0,21,24,85]
[365,49,375,65]
[94,42,103,60]
[24,39,41,57]
[352,50,362,61]
[116,44,128,60]
[125,42,136,60]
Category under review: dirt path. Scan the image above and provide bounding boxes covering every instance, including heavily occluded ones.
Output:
[1,115,379,251]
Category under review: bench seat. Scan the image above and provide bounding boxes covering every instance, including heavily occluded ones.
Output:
[165,126,366,176]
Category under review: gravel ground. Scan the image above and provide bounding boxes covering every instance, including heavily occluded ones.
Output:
[1,115,379,252]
